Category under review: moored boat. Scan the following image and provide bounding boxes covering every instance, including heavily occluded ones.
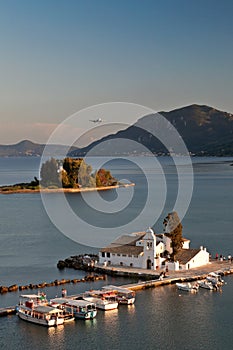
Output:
[50,298,97,320]
[206,272,224,286]
[176,282,199,293]
[102,285,135,305]
[83,290,118,310]
[17,294,65,327]
[197,280,215,290]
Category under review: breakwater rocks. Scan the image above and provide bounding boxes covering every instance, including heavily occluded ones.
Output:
[0,274,105,295]
[57,254,99,271]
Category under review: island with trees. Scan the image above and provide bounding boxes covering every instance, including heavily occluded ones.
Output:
[0,157,134,194]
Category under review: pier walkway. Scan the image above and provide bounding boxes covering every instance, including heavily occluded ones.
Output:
[1,260,232,317]
[94,260,233,291]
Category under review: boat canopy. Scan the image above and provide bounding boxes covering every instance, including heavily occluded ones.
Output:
[102,285,134,294]
[50,298,70,304]
[34,306,62,314]
[66,300,95,307]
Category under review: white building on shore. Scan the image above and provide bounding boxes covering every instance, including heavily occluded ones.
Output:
[99,227,209,271]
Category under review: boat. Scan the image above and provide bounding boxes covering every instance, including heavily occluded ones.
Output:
[206,273,224,286]
[83,290,118,310]
[197,280,215,290]
[102,285,135,305]
[17,294,65,326]
[176,282,199,293]
[50,298,97,320]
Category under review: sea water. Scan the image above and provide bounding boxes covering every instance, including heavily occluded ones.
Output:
[0,156,233,350]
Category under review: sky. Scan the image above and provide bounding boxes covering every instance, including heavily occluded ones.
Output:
[0,0,233,144]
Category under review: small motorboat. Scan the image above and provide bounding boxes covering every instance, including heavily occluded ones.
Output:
[176,282,199,293]
[206,273,224,286]
[198,280,215,290]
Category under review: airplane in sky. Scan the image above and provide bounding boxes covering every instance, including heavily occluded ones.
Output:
[89,118,104,123]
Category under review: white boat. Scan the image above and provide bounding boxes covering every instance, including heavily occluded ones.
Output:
[83,290,118,310]
[50,298,97,320]
[176,282,199,293]
[197,280,215,290]
[17,294,65,326]
[206,273,224,286]
[102,285,136,305]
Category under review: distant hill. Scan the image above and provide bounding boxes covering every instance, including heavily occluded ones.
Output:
[69,104,233,156]
[1,105,233,157]
[0,140,79,157]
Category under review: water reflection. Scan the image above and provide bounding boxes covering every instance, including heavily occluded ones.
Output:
[102,308,119,323]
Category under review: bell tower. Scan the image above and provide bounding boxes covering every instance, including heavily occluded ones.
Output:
[143,227,156,270]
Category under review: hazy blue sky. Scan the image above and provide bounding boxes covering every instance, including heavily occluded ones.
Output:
[1,0,233,143]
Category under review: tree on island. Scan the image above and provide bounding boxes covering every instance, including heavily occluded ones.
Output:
[62,157,95,188]
[163,211,183,260]
[40,157,118,189]
[40,158,61,187]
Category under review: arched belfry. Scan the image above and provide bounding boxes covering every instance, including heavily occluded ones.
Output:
[143,227,156,269]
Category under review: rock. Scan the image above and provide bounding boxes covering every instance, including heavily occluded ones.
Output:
[8,284,18,292]
[0,286,9,294]
[72,262,82,269]
[46,282,55,287]
[59,279,70,285]
[57,260,66,269]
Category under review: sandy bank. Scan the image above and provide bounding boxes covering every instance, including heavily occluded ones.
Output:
[0,183,135,195]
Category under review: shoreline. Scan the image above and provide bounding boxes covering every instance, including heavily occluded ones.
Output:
[0,183,135,195]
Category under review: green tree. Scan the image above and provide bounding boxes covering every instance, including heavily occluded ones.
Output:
[40,158,60,187]
[40,157,118,189]
[62,158,96,188]
[163,211,183,260]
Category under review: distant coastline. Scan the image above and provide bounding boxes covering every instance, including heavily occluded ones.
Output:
[0,183,135,195]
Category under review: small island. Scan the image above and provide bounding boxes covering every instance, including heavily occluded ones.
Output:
[0,157,135,194]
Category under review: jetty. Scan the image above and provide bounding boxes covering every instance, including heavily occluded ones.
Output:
[0,260,232,318]
[93,259,233,291]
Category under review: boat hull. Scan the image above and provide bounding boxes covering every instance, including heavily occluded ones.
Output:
[118,297,135,305]
[18,310,64,327]
[83,297,118,311]
[176,283,198,293]
[74,310,97,319]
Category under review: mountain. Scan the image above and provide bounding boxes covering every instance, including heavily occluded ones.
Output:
[0,140,79,157]
[1,105,233,157]
[69,104,233,156]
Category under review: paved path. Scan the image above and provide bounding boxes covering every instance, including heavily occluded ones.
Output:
[95,260,233,280]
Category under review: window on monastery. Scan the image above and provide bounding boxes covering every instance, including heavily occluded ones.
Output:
[117,254,121,256]
[112,253,115,256]
[106,252,110,258]
[101,252,105,257]
[122,254,126,257]
[128,254,132,257]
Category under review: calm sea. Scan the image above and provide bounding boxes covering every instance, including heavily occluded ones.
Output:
[0,156,233,350]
